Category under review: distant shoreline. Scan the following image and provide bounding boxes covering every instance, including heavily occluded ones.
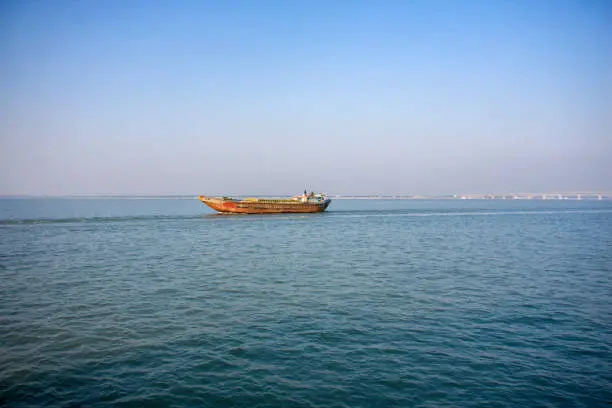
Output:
[1,193,610,200]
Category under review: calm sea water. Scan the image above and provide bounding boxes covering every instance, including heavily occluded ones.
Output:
[1,198,611,407]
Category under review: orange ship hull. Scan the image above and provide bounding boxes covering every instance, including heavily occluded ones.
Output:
[198,196,331,214]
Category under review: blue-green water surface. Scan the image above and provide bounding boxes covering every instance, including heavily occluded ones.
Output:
[1,198,611,407]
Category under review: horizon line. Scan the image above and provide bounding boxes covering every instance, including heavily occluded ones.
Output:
[1,191,611,199]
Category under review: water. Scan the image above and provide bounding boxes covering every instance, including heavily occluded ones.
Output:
[1,198,611,407]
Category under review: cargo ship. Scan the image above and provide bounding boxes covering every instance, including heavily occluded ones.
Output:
[198,192,331,214]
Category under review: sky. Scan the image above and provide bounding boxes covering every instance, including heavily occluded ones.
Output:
[1,0,610,196]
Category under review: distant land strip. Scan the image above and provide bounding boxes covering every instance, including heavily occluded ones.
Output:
[334,192,612,200]
[1,192,611,200]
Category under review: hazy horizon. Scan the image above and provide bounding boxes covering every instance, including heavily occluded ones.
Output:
[1,190,611,199]
[1,1,610,196]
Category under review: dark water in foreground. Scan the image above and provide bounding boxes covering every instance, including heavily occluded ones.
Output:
[1,198,611,407]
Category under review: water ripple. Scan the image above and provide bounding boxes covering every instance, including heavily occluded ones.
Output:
[1,199,611,407]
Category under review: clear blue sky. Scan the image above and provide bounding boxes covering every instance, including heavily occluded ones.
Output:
[1,0,610,196]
